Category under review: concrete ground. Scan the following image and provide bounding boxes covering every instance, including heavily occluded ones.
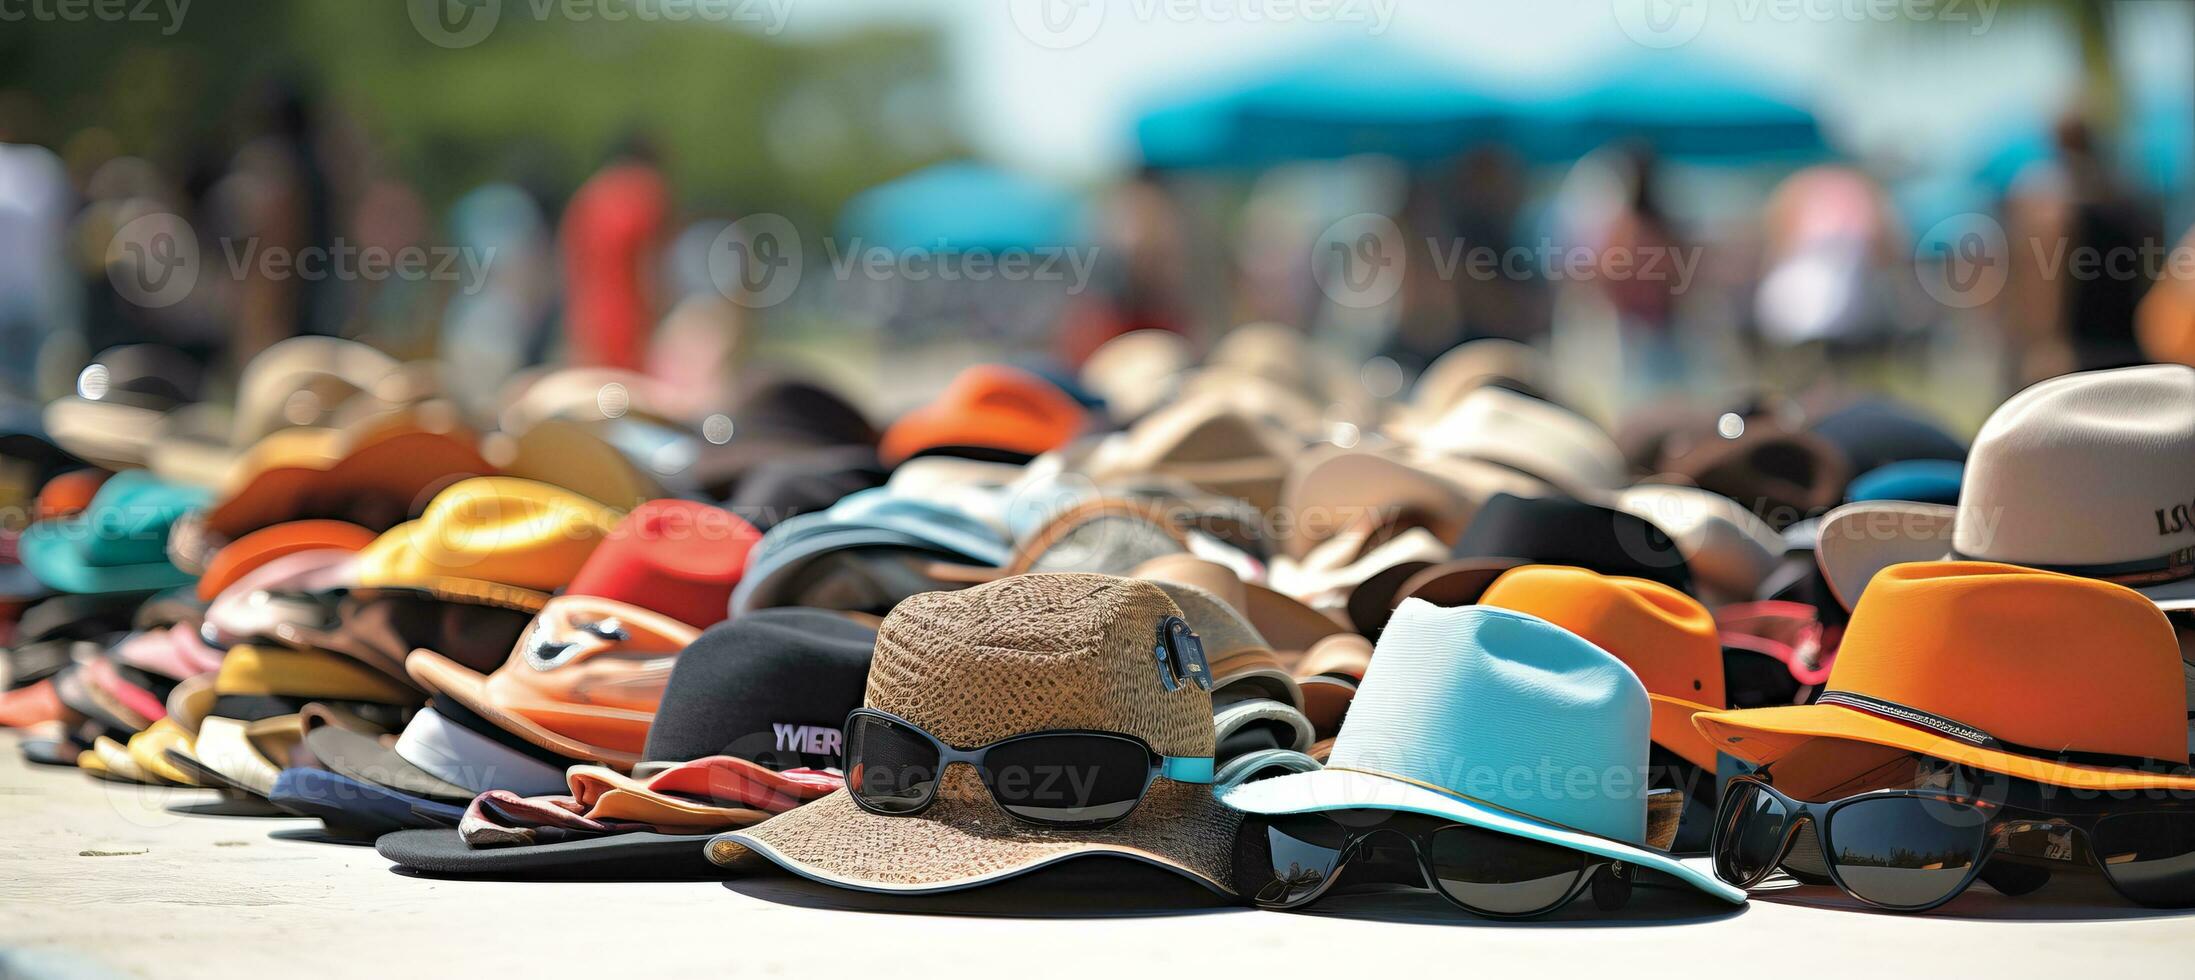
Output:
[3,731,2192,979]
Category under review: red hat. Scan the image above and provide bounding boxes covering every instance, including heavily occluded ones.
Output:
[566,499,758,628]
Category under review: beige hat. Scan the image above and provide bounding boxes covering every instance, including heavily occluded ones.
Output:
[1415,387,1625,499]
[1815,364,2195,611]
[1129,553,1346,654]
[1139,577,1303,712]
[1083,390,1301,512]
[148,337,423,487]
[707,573,1241,895]
[1080,329,1194,421]
[1616,483,1785,604]
[1279,444,1548,560]
[1395,338,1549,435]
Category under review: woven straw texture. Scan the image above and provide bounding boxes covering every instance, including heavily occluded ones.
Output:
[712,573,1241,891]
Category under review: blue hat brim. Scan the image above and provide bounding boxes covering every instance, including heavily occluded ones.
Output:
[1220,768,1745,904]
[270,767,466,837]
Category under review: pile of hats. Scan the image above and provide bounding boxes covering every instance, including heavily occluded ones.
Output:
[6,327,2195,917]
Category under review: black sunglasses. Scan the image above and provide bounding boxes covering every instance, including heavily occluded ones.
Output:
[1234,809,1635,918]
[843,708,1215,829]
[1715,772,2195,911]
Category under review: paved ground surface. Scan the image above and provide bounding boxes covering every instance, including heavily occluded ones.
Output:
[4,732,2193,979]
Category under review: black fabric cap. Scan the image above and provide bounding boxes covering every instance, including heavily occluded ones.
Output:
[640,608,875,771]
[80,344,204,409]
[1806,398,1967,478]
[17,593,143,645]
[724,446,889,531]
[697,379,880,499]
[1452,493,1693,594]
[4,639,101,690]
[376,828,719,879]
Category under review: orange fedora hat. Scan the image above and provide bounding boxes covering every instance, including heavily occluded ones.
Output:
[406,594,697,769]
[878,365,1086,467]
[1480,565,1724,770]
[1695,561,2195,792]
[195,520,378,600]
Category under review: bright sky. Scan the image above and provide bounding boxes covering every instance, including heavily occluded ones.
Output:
[771,0,2192,183]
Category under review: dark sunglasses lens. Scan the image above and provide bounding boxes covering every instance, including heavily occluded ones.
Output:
[981,733,1152,825]
[1825,796,1988,909]
[1715,781,1794,885]
[845,714,940,815]
[2092,811,2195,907]
[1240,814,1350,907]
[1424,824,1590,917]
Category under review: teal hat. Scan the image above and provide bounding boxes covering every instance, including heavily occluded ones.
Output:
[1221,599,1744,905]
[20,470,210,595]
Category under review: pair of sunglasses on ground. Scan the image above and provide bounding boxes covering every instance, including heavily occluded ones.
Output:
[1715,769,2195,911]
[1232,810,1637,918]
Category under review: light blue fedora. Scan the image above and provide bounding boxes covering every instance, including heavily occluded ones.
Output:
[1221,599,1744,904]
[728,488,1010,614]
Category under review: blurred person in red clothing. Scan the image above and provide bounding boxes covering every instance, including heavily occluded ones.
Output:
[560,136,670,372]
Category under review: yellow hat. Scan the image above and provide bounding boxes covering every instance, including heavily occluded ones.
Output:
[127,720,203,786]
[353,476,618,604]
[214,644,419,705]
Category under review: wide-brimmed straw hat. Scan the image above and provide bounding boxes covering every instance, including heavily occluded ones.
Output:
[1814,364,2195,612]
[708,573,1241,895]
[1695,561,2195,792]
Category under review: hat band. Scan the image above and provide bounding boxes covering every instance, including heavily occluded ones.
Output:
[1949,545,2195,589]
[1816,689,2195,774]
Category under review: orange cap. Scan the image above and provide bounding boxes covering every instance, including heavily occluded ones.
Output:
[405,594,697,769]
[196,520,379,600]
[878,365,1086,466]
[34,470,109,521]
[1695,561,2195,791]
[204,410,494,540]
[1480,564,1725,771]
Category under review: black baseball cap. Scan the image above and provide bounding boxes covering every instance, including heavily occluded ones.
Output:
[638,607,876,773]
[373,608,876,879]
[1391,493,1695,610]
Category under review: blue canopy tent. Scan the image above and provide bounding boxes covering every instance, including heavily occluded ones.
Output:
[1133,43,1524,169]
[1531,55,1829,163]
[837,162,1086,252]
